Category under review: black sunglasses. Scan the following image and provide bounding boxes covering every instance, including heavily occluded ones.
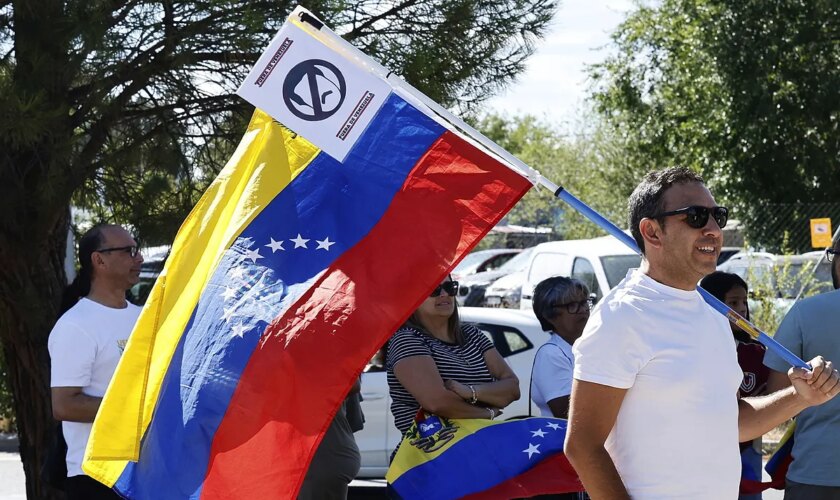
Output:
[430,281,459,297]
[651,205,729,229]
[827,248,839,263]
[553,298,593,315]
[96,245,140,258]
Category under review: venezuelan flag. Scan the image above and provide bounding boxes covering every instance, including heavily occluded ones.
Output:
[82,94,531,499]
[738,421,795,494]
[387,414,583,499]
[764,420,795,488]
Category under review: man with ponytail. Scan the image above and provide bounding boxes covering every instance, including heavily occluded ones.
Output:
[49,224,143,500]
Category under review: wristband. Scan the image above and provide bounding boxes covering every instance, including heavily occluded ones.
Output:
[468,384,478,405]
[487,407,495,420]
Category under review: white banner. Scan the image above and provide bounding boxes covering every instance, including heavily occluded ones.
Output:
[237,19,392,162]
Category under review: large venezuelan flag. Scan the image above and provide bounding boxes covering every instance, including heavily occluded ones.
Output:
[387,414,583,499]
[82,94,531,497]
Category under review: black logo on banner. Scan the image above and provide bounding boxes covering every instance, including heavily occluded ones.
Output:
[282,59,346,121]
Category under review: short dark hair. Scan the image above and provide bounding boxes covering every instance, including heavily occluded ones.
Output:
[628,167,705,254]
[699,271,748,303]
[532,276,589,332]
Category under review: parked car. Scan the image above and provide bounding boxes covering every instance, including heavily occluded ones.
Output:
[451,248,521,280]
[129,245,170,304]
[483,270,527,309]
[517,236,642,312]
[355,307,547,478]
[457,247,533,306]
[718,246,743,265]
[717,251,833,314]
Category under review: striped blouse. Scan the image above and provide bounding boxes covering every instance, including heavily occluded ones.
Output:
[386,324,495,435]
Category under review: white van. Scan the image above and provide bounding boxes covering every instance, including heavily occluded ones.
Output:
[519,235,642,311]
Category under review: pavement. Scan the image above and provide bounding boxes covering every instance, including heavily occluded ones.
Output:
[0,452,782,499]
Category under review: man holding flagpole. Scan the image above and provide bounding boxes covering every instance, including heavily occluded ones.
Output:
[564,167,840,499]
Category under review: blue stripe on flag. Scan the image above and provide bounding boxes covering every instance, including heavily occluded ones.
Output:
[114,94,444,499]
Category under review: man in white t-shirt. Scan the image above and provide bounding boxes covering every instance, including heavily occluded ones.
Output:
[49,224,143,500]
[564,167,840,499]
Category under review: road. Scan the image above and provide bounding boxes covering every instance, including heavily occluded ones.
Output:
[0,453,782,499]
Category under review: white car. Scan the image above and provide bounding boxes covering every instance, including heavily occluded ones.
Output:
[355,307,549,478]
[519,235,642,311]
[717,250,833,316]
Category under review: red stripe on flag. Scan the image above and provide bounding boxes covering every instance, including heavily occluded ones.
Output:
[200,131,532,498]
[462,453,584,500]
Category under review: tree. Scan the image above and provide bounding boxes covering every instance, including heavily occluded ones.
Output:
[475,112,640,243]
[590,0,840,252]
[0,1,555,496]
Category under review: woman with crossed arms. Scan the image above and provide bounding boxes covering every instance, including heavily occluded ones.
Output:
[386,275,520,442]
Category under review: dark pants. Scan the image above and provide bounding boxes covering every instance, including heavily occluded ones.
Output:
[65,475,122,500]
[784,480,840,500]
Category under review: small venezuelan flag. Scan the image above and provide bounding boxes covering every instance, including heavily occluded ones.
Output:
[387,413,584,499]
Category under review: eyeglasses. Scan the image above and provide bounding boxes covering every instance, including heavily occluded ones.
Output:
[828,248,839,263]
[553,298,593,315]
[96,245,140,258]
[651,205,729,229]
[430,281,459,297]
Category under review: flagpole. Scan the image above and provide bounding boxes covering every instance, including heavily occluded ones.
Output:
[292,7,808,369]
[551,188,807,369]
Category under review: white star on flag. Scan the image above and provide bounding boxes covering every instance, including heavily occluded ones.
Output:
[222,306,236,323]
[231,324,248,338]
[244,248,263,263]
[290,234,309,248]
[265,238,285,252]
[522,443,541,459]
[530,429,547,438]
[546,422,561,430]
[315,237,335,251]
[220,287,237,301]
[229,267,246,280]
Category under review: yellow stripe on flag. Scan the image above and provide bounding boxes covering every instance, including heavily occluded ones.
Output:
[385,418,505,484]
[82,110,319,486]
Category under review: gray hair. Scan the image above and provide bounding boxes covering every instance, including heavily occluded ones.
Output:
[532,276,590,332]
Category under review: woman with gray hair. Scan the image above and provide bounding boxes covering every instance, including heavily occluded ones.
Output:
[530,276,592,419]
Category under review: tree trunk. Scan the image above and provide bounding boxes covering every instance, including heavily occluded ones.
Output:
[0,210,70,499]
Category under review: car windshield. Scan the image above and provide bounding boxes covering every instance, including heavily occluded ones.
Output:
[727,258,833,298]
[600,254,643,288]
[778,261,833,297]
[498,248,533,272]
[453,251,496,274]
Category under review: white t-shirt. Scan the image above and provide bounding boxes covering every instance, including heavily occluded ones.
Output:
[48,298,141,477]
[531,334,574,417]
[573,269,742,499]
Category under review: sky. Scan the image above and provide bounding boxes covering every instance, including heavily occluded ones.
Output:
[484,0,636,126]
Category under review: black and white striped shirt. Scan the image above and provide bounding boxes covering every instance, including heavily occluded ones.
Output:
[386,324,495,435]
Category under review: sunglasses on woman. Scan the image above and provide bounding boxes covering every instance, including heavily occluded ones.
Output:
[651,205,729,229]
[430,281,459,297]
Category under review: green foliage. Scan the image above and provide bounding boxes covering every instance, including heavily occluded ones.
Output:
[474,113,642,241]
[590,0,840,252]
[746,257,828,334]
